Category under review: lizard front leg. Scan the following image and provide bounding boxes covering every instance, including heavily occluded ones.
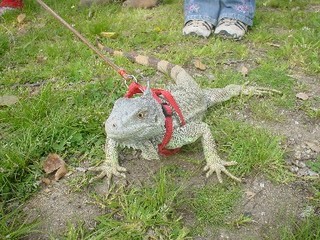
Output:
[139,140,160,161]
[167,122,241,183]
[89,137,126,184]
[200,124,241,183]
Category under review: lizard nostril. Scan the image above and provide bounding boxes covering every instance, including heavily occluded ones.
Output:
[112,123,116,128]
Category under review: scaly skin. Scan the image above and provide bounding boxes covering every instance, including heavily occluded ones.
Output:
[89,45,281,185]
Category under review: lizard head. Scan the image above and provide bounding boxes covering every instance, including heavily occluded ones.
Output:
[106,87,165,141]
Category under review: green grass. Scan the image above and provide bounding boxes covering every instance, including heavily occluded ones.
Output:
[208,117,291,182]
[0,0,319,238]
[0,205,39,239]
[0,82,119,202]
[279,215,320,240]
[65,169,188,239]
[191,184,241,225]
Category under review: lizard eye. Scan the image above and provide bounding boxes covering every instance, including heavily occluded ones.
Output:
[137,111,147,119]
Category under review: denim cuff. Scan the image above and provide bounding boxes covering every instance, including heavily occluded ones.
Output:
[185,15,218,26]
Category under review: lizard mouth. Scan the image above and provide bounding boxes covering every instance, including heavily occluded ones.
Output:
[106,124,160,140]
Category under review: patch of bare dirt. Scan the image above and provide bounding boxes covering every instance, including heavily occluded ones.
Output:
[232,73,320,178]
[215,176,310,240]
[23,176,104,239]
[23,147,316,239]
[306,4,320,12]
[93,150,212,195]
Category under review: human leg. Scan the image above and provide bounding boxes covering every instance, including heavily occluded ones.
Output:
[215,0,255,39]
[183,0,220,37]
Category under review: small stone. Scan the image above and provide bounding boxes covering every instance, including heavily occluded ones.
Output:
[293,160,306,168]
[240,66,249,77]
[288,138,296,145]
[296,92,309,100]
[307,170,319,177]
[306,142,320,153]
[297,168,309,176]
[243,212,253,218]
[41,178,51,185]
[75,167,87,172]
[290,166,299,173]
[299,161,306,168]
[206,73,215,81]
[294,151,302,160]
[300,206,314,218]
[0,95,19,106]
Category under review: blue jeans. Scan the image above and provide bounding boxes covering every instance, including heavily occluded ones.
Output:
[184,0,255,26]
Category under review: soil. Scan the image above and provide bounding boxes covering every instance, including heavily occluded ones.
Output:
[23,80,319,239]
[23,9,320,240]
[214,177,310,240]
[22,176,104,239]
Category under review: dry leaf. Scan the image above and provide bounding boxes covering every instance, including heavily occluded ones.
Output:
[43,153,65,174]
[76,167,87,172]
[240,66,249,77]
[41,178,51,185]
[54,164,68,181]
[245,190,256,199]
[44,188,51,193]
[97,42,104,51]
[194,59,206,71]
[296,92,309,100]
[17,13,26,23]
[0,95,19,106]
[36,55,48,64]
[100,32,117,39]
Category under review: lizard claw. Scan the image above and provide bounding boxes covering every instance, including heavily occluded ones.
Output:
[242,86,282,96]
[88,163,127,185]
[203,160,241,183]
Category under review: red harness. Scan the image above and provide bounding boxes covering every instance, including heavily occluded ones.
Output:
[124,82,185,156]
[0,0,23,8]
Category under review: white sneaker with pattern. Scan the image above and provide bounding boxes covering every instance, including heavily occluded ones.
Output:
[0,7,17,16]
[214,18,248,40]
[183,20,213,38]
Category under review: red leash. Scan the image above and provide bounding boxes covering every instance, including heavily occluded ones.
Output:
[36,0,134,82]
[125,82,185,156]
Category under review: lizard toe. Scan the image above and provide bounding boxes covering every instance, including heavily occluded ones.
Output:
[203,161,240,183]
[88,163,127,184]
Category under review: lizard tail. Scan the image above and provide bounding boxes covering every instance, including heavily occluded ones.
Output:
[98,43,200,90]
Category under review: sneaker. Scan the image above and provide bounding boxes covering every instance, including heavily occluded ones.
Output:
[0,6,16,16]
[214,18,248,40]
[183,20,213,38]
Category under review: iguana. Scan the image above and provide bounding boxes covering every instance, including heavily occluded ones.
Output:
[89,46,280,184]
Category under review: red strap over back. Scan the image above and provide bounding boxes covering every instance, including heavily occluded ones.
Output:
[124,82,185,156]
